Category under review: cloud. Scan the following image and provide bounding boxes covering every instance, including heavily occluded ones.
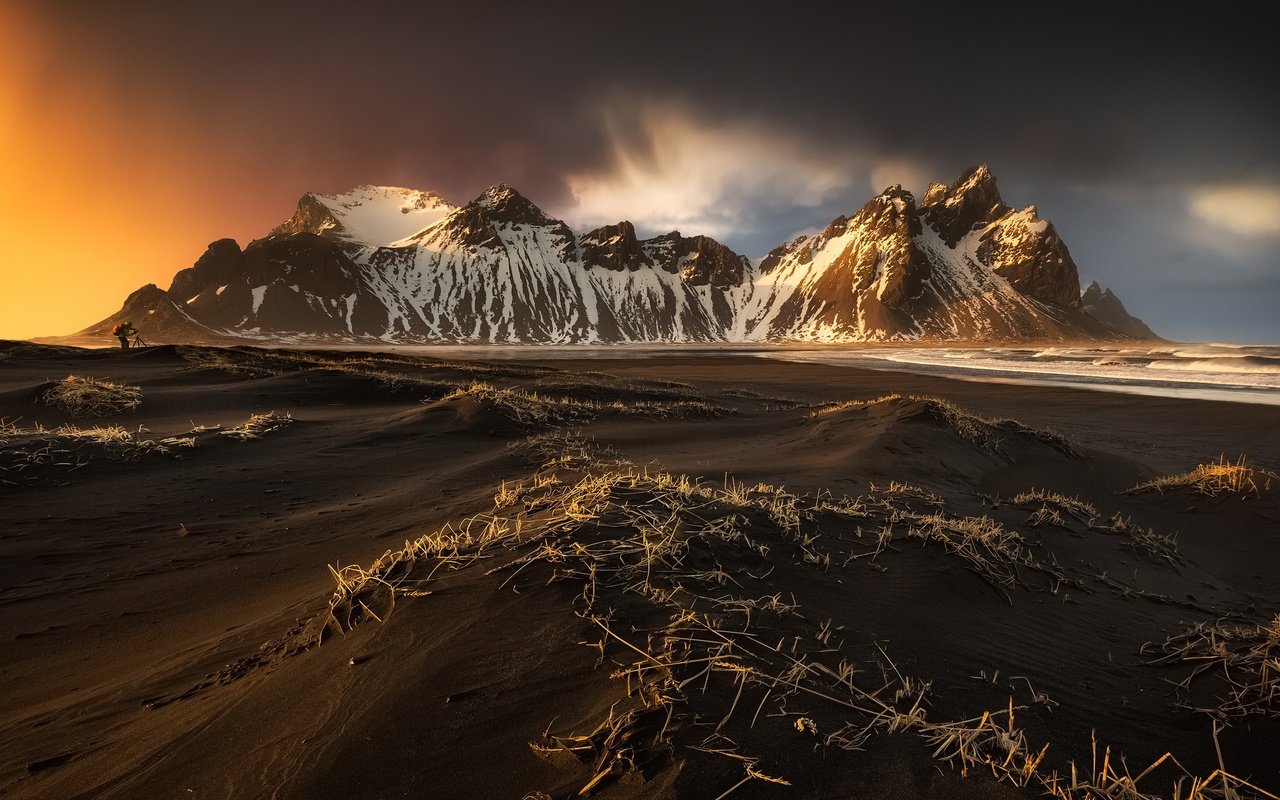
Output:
[868,158,932,196]
[1189,185,1280,238]
[560,105,864,241]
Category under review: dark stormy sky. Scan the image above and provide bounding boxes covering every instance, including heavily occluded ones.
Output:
[3,1,1278,341]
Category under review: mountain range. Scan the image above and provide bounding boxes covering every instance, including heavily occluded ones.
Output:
[76,166,1156,344]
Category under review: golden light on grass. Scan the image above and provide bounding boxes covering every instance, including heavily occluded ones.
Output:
[41,375,142,417]
[1131,455,1273,498]
[291,431,1276,800]
[811,394,1077,456]
[1145,613,1280,721]
[220,411,293,440]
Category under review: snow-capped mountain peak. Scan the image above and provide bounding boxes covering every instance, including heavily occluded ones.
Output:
[274,185,456,248]
[462,184,566,227]
[83,167,1157,344]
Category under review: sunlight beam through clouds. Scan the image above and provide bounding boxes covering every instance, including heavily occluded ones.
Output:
[561,105,931,249]
[1189,185,1280,238]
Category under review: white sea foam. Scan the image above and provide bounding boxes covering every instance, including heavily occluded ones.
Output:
[754,342,1280,406]
[1147,356,1280,375]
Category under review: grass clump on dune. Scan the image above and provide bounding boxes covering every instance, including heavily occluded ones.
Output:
[220,411,293,440]
[0,417,20,446]
[442,382,728,427]
[297,434,1271,800]
[2,421,193,485]
[812,394,1078,456]
[442,382,598,427]
[42,375,142,417]
[177,346,291,378]
[1145,613,1280,721]
[1130,456,1273,498]
[1009,488,1097,521]
[1005,489,1179,561]
[1093,513,1180,560]
[53,424,194,457]
[813,394,1000,450]
[177,346,730,422]
[904,512,1030,594]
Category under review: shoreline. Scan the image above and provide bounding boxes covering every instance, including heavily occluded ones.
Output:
[26,337,1280,407]
[751,350,1280,407]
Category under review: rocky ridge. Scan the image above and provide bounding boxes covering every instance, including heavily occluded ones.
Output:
[75,166,1156,343]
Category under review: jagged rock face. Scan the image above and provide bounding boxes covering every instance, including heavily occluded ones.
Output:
[917,165,1082,309]
[235,234,391,335]
[81,168,1153,344]
[643,233,748,288]
[473,185,558,227]
[921,181,948,207]
[760,187,930,337]
[170,233,393,336]
[578,221,648,271]
[362,186,600,342]
[443,203,505,250]
[1081,281,1157,339]
[434,186,579,263]
[976,207,1082,308]
[272,193,338,239]
[168,238,244,301]
[750,178,1116,342]
[578,223,749,289]
[861,186,927,308]
[920,165,1011,246]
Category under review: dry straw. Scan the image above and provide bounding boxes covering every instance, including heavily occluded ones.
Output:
[292,433,1271,799]
[1131,456,1273,498]
[42,375,142,417]
[811,394,1077,456]
[1145,614,1280,721]
[220,411,294,440]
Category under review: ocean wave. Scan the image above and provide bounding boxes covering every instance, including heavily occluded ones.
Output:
[1146,356,1280,374]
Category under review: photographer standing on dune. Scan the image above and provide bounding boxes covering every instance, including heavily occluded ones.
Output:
[111,321,137,351]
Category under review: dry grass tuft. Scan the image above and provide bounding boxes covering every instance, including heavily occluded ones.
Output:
[441,382,597,427]
[2,421,180,484]
[1093,514,1180,559]
[179,347,459,393]
[42,375,142,417]
[530,374,700,402]
[55,424,194,457]
[904,512,1029,596]
[1130,456,1273,499]
[812,395,1077,456]
[1009,489,1097,521]
[177,346,293,377]
[719,386,804,407]
[0,417,22,446]
[176,346,730,424]
[1144,614,1280,722]
[221,412,294,440]
[1026,505,1065,528]
[213,432,1268,799]
[441,382,727,427]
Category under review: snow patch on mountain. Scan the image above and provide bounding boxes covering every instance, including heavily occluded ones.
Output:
[276,185,456,248]
[82,167,1155,344]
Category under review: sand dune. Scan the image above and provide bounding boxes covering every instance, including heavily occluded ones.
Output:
[1,342,1277,799]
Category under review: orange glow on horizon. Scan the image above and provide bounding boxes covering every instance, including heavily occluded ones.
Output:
[0,6,308,341]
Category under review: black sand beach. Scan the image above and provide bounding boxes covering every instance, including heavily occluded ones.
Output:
[2,342,1277,799]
